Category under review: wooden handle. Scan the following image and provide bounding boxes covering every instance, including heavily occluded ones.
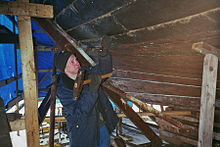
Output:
[83,73,112,85]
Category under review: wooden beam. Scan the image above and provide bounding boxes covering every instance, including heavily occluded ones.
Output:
[17,15,40,147]
[127,92,200,110]
[192,42,220,59]
[34,18,95,66]
[0,74,22,87]
[198,54,218,147]
[9,117,25,131]
[102,81,162,146]
[38,69,53,73]
[0,1,53,18]
[159,129,198,146]
[5,95,23,109]
[0,0,54,145]
[118,111,191,117]
[43,111,191,123]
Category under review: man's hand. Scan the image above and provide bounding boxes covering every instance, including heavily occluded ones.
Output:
[88,73,102,92]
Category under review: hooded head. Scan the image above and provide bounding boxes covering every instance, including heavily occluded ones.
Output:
[55,51,72,73]
[55,51,81,80]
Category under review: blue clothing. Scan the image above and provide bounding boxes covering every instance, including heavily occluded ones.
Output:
[56,73,118,147]
[98,125,110,147]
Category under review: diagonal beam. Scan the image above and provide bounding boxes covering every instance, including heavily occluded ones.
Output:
[102,80,162,146]
[34,18,96,67]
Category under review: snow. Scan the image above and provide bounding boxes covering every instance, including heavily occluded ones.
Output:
[10,130,27,147]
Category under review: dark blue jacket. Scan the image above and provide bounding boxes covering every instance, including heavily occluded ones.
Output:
[56,71,118,147]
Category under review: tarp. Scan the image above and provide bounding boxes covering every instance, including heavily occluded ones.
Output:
[0,14,54,106]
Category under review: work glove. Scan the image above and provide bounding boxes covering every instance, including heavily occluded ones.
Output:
[88,73,102,93]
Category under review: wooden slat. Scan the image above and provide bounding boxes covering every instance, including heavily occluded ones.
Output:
[127,92,200,110]
[17,16,40,147]
[111,78,202,97]
[9,117,25,131]
[0,1,53,18]
[34,19,95,67]
[159,129,198,146]
[198,54,218,147]
[0,74,22,87]
[5,95,23,109]
[38,69,53,73]
[118,111,191,118]
[43,111,191,123]
[102,81,162,146]
[192,42,220,59]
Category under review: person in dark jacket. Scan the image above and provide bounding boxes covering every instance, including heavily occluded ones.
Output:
[55,49,118,147]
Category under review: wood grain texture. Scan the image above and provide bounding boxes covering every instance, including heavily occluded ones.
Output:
[198,54,218,147]
[17,16,40,147]
[0,1,53,18]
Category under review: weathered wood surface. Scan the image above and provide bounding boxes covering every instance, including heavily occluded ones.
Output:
[198,54,218,147]
[34,19,96,67]
[49,67,57,147]
[0,1,53,18]
[18,15,40,147]
[9,118,25,131]
[62,0,220,44]
[192,42,220,58]
[102,81,162,146]
[1,1,54,146]
[159,129,198,146]
[108,31,220,110]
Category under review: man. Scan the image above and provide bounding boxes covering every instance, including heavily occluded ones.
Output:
[55,49,118,147]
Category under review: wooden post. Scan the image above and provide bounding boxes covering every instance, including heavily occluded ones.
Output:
[192,42,220,147]
[17,15,40,147]
[49,55,57,147]
[13,15,20,136]
[0,1,53,146]
[198,54,218,147]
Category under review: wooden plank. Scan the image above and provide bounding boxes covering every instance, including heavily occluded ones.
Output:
[113,69,202,87]
[102,81,162,146]
[156,117,198,138]
[111,78,202,97]
[0,74,22,87]
[5,95,23,109]
[49,72,57,147]
[159,129,198,146]
[0,1,53,18]
[34,19,96,67]
[38,69,53,73]
[9,118,25,131]
[198,54,218,147]
[43,111,191,123]
[17,16,40,147]
[118,111,191,118]
[192,42,220,59]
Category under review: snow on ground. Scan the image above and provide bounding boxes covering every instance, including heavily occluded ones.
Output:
[10,130,27,147]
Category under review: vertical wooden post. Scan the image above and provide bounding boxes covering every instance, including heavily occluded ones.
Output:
[49,54,57,147]
[198,54,218,147]
[17,16,40,147]
[13,15,20,136]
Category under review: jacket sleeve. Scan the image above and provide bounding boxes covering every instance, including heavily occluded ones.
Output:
[56,80,98,124]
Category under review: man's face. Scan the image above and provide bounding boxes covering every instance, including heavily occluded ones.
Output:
[64,54,81,79]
